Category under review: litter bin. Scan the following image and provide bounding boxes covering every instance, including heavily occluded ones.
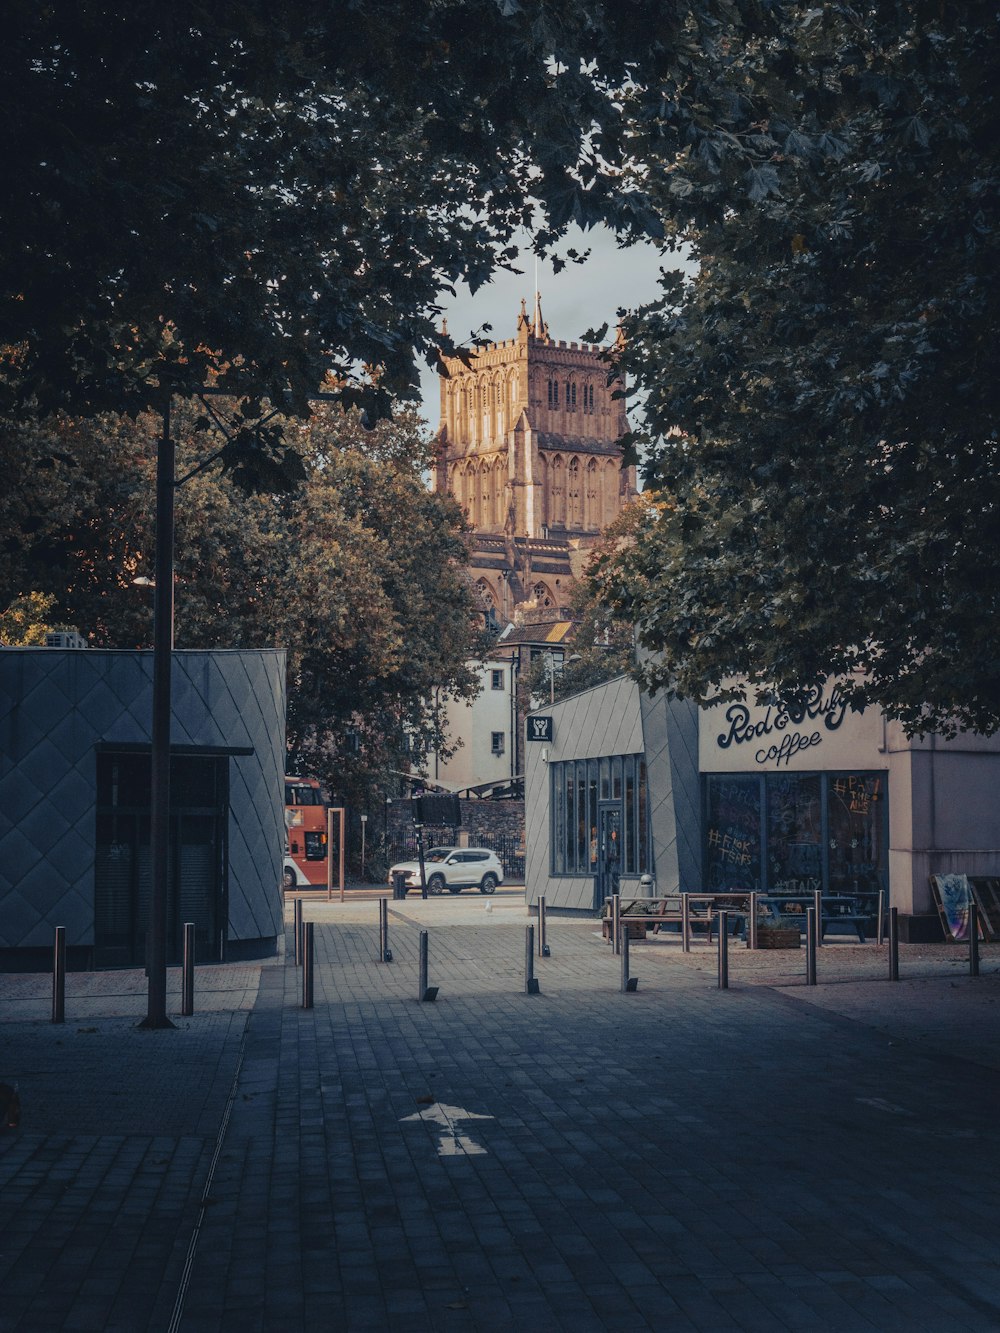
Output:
[392,871,408,900]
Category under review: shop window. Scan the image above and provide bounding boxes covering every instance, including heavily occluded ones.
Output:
[576,761,588,868]
[705,774,763,894]
[827,775,885,895]
[625,766,636,874]
[703,771,887,899]
[549,755,649,877]
[768,774,822,895]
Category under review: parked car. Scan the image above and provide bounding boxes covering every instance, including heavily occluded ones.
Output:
[387,847,504,895]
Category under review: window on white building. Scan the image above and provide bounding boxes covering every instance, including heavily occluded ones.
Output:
[491,669,504,690]
[491,732,505,755]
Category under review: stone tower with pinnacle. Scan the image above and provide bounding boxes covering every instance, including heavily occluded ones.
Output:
[430,295,637,621]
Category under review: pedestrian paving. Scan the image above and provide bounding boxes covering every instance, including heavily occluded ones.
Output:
[2,896,1000,1331]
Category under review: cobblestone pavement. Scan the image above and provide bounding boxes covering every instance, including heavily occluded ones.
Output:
[2,897,1000,1331]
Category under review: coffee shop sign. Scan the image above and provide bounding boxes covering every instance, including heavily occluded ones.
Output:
[716,684,851,768]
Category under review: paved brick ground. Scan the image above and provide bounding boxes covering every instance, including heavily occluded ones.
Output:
[2,897,1000,1331]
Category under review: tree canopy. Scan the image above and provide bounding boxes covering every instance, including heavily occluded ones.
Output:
[3,0,678,429]
[6,2,998,736]
[597,2,1000,736]
[0,405,481,805]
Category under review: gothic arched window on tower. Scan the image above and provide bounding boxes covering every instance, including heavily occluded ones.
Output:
[475,578,500,631]
[567,456,581,528]
[550,455,566,527]
[565,381,577,412]
[466,461,480,526]
[586,457,599,529]
[492,458,505,528]
[583,382,595,415]
[603,458,619,527]
[479,460,491,528]
[547,378,558,410]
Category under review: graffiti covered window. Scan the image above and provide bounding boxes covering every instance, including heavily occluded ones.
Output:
[703,771,887,896]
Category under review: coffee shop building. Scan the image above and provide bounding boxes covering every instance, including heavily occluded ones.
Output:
[523,676,1000,938]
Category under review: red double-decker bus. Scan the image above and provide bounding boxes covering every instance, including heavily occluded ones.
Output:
[282,775,330,889]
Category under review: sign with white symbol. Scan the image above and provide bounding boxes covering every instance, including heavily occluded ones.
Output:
[400,1102,494,1156]
[527,716,553,742]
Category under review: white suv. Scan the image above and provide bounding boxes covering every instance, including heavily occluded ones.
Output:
[387,847,504,895]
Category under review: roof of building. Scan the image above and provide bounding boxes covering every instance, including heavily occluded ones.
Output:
[497,620,574,647]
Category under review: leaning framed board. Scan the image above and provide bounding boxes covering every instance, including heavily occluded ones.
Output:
[930,874,991,941]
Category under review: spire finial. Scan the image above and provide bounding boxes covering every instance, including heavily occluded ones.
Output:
[533,291,544,338]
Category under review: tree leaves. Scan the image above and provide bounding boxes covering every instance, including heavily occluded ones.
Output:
[0,402,480,802]
[594,4,1000,737]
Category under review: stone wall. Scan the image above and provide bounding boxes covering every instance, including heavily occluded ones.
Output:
[387,798,524,845]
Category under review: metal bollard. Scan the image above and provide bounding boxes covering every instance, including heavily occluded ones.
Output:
[717,910,729,989]
[294,897,303,967]
[748,892,758,950]
[525,926,540,994]
[419,930,438,1002]
[52,925,66,1024]
[181,921,195,1016]
[805,908,817,986]
[611,894,621,955]
[621,923,638,992]
[302,921,314,1009]
[682,893,691,953]
[538,896,550,957]
[877,890,886,947]
[970,902,980,977]
[813,889,823,948]
[378,898,392,963]
[888,907,899,981]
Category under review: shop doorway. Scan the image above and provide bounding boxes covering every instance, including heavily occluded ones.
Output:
[596,803,622,909]
[94,751,227,967]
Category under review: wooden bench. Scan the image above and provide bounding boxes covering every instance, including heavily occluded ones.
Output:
[600,893,878,946]
[601,894,750,944]
[759,896,871,943]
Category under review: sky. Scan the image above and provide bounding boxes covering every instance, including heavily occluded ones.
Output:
[416,225,688,428]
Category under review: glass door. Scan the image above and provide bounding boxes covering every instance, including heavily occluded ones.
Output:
[596,803,622,909]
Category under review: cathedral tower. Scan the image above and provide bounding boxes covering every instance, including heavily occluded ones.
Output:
[431,297,637,620]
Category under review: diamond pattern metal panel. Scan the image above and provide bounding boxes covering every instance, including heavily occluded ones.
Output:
[665,696,703,891]
[221,652,285,943]
[1,648,286,955]
[2,825,42,887]
[640,689,679,892]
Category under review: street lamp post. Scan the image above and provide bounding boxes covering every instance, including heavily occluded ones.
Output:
[545,650,580,705]
[136,383,342,1032]
[546,650,560,705]
[140,393,176,1029]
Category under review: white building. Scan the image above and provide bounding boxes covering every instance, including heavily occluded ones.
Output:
[428,656,518,794]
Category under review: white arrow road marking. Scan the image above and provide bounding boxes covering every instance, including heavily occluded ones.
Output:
[400,1102,494,1157]
[856,1097,914,1116]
